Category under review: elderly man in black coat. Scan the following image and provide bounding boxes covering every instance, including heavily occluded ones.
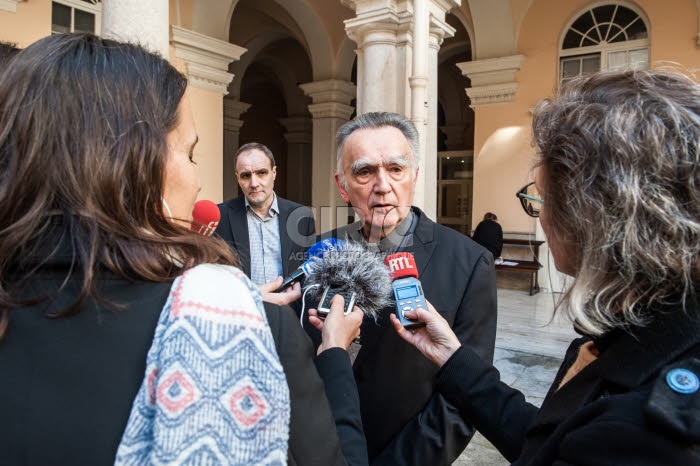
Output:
[312,112,497,465]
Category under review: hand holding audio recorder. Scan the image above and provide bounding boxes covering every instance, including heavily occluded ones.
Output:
[384,252,427,330]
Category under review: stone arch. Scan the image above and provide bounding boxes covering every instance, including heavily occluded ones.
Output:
[448,6,475,60]
[222,1,323,205]
[465,0,517,58]
[190,0,238,40]
[438,12,473,152]
[436,10,475,234]
[335,37,357,81]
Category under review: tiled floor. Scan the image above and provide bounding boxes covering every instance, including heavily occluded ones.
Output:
[454,289,578,465]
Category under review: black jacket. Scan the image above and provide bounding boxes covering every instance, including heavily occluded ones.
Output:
[472,219,503,259]
[314,207,498,465]
[0,222,364,466]
[0,229,171,465]
[436,302,700,465]
[215,195,316,278]
[264,303,368,466]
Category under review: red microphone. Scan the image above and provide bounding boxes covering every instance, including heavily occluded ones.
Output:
[191,200,220,236]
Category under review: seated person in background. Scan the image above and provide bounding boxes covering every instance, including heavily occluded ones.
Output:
[391,68,700,465]
[0,33,364,466]
[472,212,503,262]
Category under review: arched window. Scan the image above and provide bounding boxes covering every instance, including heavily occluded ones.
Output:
[560,3,649,85]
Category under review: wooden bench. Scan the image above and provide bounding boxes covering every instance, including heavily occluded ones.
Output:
[495,239,544,295]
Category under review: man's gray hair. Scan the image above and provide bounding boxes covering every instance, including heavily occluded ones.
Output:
[335,112,420,188]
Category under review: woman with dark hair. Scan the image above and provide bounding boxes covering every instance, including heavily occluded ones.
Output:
[392,69,700,464]
[0,34,297,465]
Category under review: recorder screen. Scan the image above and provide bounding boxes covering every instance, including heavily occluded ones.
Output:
[396,285,419,300]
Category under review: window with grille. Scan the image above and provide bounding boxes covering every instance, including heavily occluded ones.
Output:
[51,0,101,35]
[560,3,649,85]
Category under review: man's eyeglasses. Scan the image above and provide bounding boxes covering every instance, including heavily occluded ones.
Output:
[517,182,544,218]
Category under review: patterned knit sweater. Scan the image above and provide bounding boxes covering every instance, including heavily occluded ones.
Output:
[116,264,290,465]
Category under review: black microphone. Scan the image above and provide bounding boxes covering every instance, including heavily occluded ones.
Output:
[303,241,393,319]
[275,238,345,292]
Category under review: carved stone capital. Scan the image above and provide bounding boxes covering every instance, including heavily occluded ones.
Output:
[300,79,356,106]
[279,116,313,144]
[223,99,251,132]
[307,102,356,120]
[170,25,246,95]
[457,55,525,107]
[464,82,519,107]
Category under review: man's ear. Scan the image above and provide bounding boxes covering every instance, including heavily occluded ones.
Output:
[272,165,277,181]
[335,173,350,203]
[412,167,419,189]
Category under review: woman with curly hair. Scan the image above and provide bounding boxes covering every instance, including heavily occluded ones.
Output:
[393,69,700,465]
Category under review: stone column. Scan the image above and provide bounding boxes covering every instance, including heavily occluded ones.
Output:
[223,99,251,201]
[279,116,313,206]
[343,0,410,114]
[418,3,457,220]
[299,79,356,234]
[102,0,169,56]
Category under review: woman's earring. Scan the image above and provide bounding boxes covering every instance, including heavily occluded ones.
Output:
[161,197,173,220]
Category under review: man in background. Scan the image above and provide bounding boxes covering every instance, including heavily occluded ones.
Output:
[216,142,315,286]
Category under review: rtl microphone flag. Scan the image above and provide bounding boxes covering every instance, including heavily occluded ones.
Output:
[191,200,220,236]
[384,252,426,329]
[385,252,419,279]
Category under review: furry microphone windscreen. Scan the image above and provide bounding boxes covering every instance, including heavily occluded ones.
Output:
[303,240,393,319]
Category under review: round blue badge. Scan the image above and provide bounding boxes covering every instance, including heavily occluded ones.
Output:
[666,368,700,394]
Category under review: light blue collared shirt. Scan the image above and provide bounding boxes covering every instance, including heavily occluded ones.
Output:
[246,194,283,285]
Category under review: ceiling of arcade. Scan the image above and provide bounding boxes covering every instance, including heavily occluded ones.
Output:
[181,0,529,81]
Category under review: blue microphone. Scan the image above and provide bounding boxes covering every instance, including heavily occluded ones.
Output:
[274,238,345,292]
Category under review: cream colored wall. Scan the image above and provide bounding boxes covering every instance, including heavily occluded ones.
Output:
[644,0,700,67]
[472,107,535,234]
[166,5,223,205]
[0,0,50,46]
[472,0,700,235]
